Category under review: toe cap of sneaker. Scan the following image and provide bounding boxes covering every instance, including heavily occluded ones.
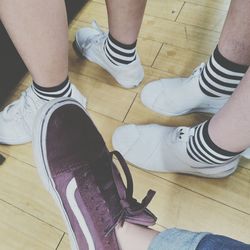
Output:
[0,117,31,144]
[112,124,139,156]
[141,80,163,109]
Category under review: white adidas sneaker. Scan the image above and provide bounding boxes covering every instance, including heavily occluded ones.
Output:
[74,21,144,89]
[112,124,239,178]
[141,63,229,116]
[141,63,250,159]
[0,84,86,145]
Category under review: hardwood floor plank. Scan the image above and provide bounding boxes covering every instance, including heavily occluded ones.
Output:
[153,44,208,76]
[177,2,227,32]
[155,166,250,214]
[69,71,136,121]
[0,199,63,250]
[185,0,230,11]
[0,154,65,230]
[116,161,250,242]
[56,234,70,250]
[93,0,185,21]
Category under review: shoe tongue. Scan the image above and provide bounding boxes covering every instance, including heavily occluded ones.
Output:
[125,209,157,227]
[92,151,123,218]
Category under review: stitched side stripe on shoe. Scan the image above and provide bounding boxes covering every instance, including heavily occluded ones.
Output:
[66,178,95,250]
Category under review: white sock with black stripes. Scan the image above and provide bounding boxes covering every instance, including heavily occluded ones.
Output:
[187,120,241,165]
[32,77,72,101]
[199,46,248,97]
[103,33,137,66]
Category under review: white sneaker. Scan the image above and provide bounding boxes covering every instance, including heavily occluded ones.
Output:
[112,124,239,178]
[74,21,144,89]
[141,63,229,116]
[141,63,250,159]
[0,84,86,145]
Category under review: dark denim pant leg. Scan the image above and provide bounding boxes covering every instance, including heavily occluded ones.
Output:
[148,228,250,250]
[197,234,250,250]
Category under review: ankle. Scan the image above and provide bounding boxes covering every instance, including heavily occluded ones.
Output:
[208,117,245,153]
[32,76,72,101]
[103,33,137,66]
[32,73,69,88]
[187,120,241,165]
[115,222,158,250]
[198,45,248,98]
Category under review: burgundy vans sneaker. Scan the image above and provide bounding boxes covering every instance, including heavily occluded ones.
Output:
[33,98,157,250]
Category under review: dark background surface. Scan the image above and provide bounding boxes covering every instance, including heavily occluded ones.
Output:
[0,0,88,106]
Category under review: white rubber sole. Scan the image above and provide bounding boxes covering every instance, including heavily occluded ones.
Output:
[145,107,219,117]
[0,136,31,146]
[33,98,88,250]
[123,159,238,179]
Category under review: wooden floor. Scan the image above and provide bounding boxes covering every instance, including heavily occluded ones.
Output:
[1,0,250,249]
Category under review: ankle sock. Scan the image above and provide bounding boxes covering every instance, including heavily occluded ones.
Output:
[199,46,248,97]
[187,120,240,165]
[103,33,137,66]
[32,77,72,101]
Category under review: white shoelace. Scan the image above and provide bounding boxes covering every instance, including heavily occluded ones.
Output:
[191,63,205,79]
[2,87,40,125]
[82,21,107,52]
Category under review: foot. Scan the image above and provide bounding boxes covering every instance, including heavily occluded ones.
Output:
[33,98,156,250]
[74,21,144,89]
[112,124,239,178]
[0,84,86,145]
[141,64,229,116]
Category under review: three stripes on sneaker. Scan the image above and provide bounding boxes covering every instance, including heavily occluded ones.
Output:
[199,46,248,97]
[104,33,137,66]
[32,77,72,101]
[187,120,240,165]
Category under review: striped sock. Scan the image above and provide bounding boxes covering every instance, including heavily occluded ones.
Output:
[103,33,137,66]
[187,120,240,165]
[32,77,72,101]
[199,46,248,97]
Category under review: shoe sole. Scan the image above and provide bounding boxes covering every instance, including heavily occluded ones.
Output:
[146,107,218,117]
[165,107,219,116]
[127,160,238,179]
[33,98,90,250]
[0,139,31,145]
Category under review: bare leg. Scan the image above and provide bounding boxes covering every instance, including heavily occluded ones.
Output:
[115,222,158,250]
[0,0,68,87]
[208,0,250,152]
[105,0,147,44]
[218,0,250,65]
[209,69,250,152]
